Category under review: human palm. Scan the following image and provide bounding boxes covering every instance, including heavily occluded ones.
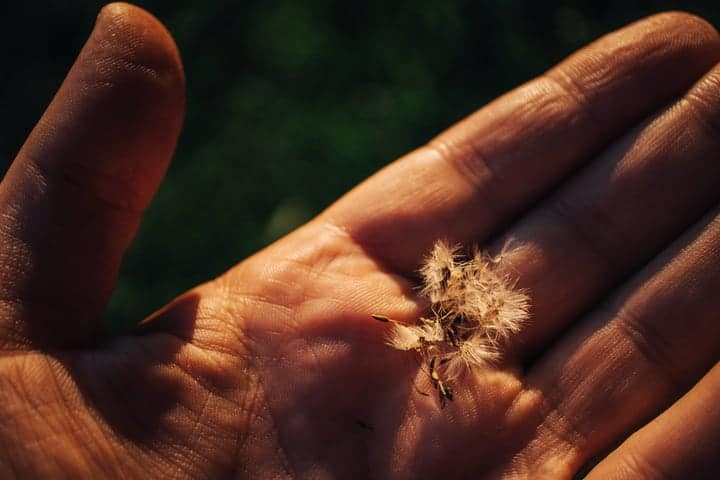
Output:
[2,4,719,479]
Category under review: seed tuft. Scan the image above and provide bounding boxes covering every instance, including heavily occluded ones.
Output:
[373,240,529,407]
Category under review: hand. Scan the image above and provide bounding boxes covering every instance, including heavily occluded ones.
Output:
[1,4,719,478]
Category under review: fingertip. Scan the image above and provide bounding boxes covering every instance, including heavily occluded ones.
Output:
[94,2,185,86]
[622,11,720,67]
[643,10,720,42]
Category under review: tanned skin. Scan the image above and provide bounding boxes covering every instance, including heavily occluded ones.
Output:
[0,4,719,478]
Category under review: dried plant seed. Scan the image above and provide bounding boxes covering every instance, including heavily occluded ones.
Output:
[372,239,530,409]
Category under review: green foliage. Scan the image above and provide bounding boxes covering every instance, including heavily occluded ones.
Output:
[1,1,718,330]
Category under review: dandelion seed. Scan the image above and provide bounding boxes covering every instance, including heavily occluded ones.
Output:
[419,239,460,304]
[372,239,530,408]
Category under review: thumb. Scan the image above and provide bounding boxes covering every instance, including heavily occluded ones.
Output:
[0,3,184,348]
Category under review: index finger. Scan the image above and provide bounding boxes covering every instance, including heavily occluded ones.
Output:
[321,12,720,274]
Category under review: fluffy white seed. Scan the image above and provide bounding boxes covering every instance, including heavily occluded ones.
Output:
[387,239,529,370]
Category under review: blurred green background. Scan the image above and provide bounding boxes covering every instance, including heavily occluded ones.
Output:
[1,1,718,331]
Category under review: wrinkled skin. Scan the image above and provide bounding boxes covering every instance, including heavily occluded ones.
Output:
[0,4,719,479]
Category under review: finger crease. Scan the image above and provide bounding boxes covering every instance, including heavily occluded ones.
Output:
[546,195,624,275]
[545,68,601,127]
[611,305,686,393]
[424,140,502,227]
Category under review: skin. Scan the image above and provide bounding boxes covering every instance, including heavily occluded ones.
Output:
[0,3,718,478]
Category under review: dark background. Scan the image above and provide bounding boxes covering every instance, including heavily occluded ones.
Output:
[1,1,718,331]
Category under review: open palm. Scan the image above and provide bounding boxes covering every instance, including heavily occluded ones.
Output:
[2,4,719,479]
